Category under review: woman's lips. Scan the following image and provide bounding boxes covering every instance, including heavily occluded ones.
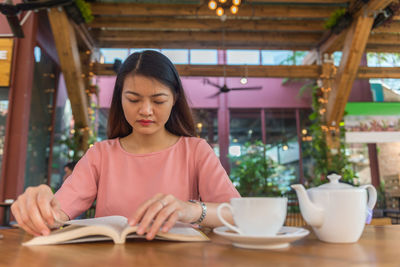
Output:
[138,120,154,126]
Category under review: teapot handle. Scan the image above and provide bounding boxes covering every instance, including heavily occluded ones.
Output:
[360,184,377,210]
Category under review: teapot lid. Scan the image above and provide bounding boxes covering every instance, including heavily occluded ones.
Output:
[317,173,354,190]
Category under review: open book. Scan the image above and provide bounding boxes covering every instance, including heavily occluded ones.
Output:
[23,216,209,246]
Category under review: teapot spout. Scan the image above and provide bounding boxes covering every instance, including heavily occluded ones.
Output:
[291,184,324,228]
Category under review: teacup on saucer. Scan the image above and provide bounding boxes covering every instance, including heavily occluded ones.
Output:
[217,197,287,237]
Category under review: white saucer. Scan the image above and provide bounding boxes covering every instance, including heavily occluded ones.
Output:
[213,226,309,250]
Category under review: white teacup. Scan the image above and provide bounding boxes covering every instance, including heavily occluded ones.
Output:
[217,197,287,236]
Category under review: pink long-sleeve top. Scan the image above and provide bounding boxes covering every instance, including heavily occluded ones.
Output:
[55,137,240,219]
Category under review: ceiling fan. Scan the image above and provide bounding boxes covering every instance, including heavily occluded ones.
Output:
[204,78,262,98]
[205,27,262,98]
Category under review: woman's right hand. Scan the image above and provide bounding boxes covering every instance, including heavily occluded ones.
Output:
[11,184,69,236]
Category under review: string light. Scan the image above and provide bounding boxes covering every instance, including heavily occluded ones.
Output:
[208,0,217,10]
[209,0,241,16]
[216,7,224,16]
[230,5,238,14]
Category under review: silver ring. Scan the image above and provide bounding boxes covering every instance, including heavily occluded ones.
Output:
[159,200,167,208]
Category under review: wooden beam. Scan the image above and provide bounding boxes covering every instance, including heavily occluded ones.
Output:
[89,17,325,32]
[94,63,400,79]
[72,22,95,51]
[308,0,394,63]
[250,0,348,3]
[357,67,400,79]
[48,8,89,148]
[97,41,314,50]
[94,63,321,78]
[302,48,321,65]
[368,33,400,45]
[326,14,374,125]
[93,30,322,43]
[365,44,400,52]
[372,21,400,33]
[91,3,335,18]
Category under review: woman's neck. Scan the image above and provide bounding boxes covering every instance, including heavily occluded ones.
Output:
[121,129,179,154]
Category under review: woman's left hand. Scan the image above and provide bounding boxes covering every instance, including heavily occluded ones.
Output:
[128,193,201,240]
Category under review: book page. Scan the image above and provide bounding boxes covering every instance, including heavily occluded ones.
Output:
[67,216,129,235]
[121,222,209,242]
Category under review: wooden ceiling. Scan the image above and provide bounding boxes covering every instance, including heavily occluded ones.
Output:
[83,0,400,52]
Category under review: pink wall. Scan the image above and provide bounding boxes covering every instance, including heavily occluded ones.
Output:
[97,76,314,109]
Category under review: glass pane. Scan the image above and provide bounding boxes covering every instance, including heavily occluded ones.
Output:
[299,109,313,182]
[265,109,298,190]
[333,51,342,66]
[161,49,189,64]
[227,50,260,65]
[25,48,58,188]
[100,48,129,63]
[192,109,219,155]
[190,49,218,65]
[129,48,160,54]
[261,50,293,65]
[230,111,262,146]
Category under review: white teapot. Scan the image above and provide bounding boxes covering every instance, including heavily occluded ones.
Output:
[291,174,377,243]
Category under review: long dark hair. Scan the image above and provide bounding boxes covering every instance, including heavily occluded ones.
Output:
[107,50,195,139]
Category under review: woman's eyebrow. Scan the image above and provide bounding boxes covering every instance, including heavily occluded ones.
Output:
[124,91,169,97]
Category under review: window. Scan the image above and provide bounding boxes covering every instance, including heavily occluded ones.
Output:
[161,49,189,64]
[192,109,219,155]
[100,48,129,63]
[261,50,292,65]
[227,50,260,65]
[190,49,218,65]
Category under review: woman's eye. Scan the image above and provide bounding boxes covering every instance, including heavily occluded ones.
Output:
[154,101,165,104]
[128,99,139,103]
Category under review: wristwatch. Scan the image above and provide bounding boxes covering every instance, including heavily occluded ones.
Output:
[188,200,207,224]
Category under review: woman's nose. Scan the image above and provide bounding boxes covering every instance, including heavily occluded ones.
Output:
[139,100,153,115]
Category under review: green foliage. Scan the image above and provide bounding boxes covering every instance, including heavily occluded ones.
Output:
[279,51,308,65]
[75,0,94,23]
[229,141,295,197]
[324,8,347,30]
[303,84,357,187]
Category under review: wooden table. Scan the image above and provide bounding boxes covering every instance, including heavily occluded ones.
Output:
[1,225,399,266]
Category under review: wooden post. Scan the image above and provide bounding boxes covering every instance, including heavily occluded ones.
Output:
[48,7,90,152]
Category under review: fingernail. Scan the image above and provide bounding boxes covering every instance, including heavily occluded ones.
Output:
[41,229,50,236]
[129,219,136,226]
[162,226,168,232]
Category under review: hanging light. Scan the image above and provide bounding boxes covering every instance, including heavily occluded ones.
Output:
[216,7,224,16]
[208,0,241,16]
[230,5,238,14]
[208,0,217,10]
[240,77,247,84]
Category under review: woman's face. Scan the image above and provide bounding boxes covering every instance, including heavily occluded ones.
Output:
[121,75,175,136]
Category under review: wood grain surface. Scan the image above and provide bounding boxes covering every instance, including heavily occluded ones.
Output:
[1,225,399,267]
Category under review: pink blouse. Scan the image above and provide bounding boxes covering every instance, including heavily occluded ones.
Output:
[55,137,240,219]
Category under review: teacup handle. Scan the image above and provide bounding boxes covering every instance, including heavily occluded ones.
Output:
[217,203,243,235]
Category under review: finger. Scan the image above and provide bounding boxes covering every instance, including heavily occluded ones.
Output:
[146,203,177,240]
[36,189,55,226]
[26,194,51,235]
[11,202,38,236]
[129,194,164,226]
[161,211,180,233]
[136,199,166,235]
[14,200,42,236]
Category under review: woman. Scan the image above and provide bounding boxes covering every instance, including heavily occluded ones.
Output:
[11,50,240,240]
